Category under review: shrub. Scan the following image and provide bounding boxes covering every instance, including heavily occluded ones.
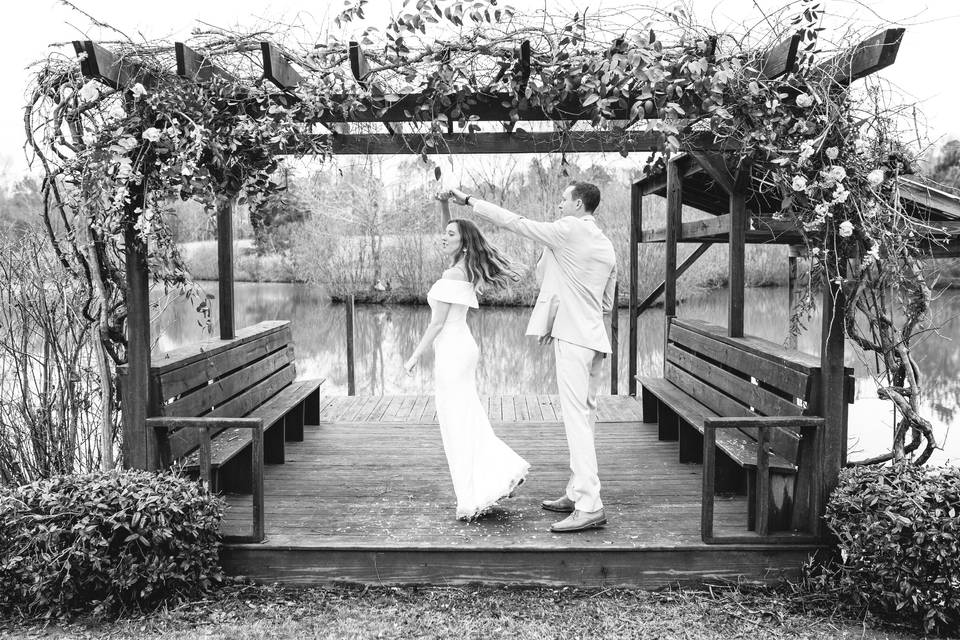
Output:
[0,468,225,619]
[822,463,960,634]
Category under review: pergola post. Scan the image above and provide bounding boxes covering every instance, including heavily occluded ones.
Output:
[217,195,236,340]
[786,245,801,349]
[728,180,747,338]
[122,201,159,470]
[816,251,847,536]
[663,156,682,361]
[628,181,641,395]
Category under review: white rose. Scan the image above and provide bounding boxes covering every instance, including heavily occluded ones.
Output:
[832,184,849,204]
[130,83,147,98]
[142,127,162,142]
[829,166,847,182]
[78,81,100,102]
[811,247,821,256]
[825,147,839,160]
[117,136,138,151]
[867,169,885,187]
[791,175,808,191]
[838,220,855,237]
[795,93,814,108]
[798,142,814,164]
[814,202,829,216]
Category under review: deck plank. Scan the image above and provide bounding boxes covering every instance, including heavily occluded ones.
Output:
[220,405,819,586]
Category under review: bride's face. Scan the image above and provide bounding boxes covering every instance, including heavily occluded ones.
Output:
[441,222,463,260]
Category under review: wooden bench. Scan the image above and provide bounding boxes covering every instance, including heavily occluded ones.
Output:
[141,320,323,540]
[638,317,850,542]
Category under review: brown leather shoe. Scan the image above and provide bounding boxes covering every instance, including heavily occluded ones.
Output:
[541,495,575,513]
[550,509,607,533]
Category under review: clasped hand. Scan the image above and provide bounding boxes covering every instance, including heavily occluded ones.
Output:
[435,188,469,205]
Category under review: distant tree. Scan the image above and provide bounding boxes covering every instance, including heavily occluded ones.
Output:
[249,168,312,254]
[927,139,960,193]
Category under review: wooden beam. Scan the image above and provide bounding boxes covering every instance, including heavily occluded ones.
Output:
[636,154,702,196]
[664,156,682,319]
[635,243,711,317]
[261,42,302,90]
[628,182,640,396]
[122,208,156,470]
[816,256,847,536]
[690,151,736,194]
[175,43,237,83]
[898,177,960,221]
[349,40,370,89]
[73,40,154,89]
[729,177,747,338]
[825,28,905,86]
[642,214,731,243]
[217,196,235,340]
[277,130,688,155]
[757,33,801,79]
[518,40,531,94]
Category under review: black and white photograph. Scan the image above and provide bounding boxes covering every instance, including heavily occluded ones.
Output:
[0,0,958,637]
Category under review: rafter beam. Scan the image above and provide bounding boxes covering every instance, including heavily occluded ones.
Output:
[824,27,904,85]
[272,130,722,155]
[261,42,302,91]
[73,40,155,89]
[756,33,801,79]
[175,43,237,83]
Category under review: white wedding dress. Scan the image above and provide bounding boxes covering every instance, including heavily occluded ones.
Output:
[427,277,530,520]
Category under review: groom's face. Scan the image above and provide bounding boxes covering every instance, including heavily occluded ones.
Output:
[557,186,582,218]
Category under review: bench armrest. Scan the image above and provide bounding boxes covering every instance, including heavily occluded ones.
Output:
[146,417,264,430]
[703,416,823,431]
[146,416,265,543]
[702,415,823,542]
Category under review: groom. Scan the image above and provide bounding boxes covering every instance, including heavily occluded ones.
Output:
[446,182,617,532]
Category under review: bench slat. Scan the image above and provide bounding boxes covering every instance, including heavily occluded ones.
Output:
[666,344,802,417]
[161,345,295,417]
[157,325,293,399]
[638,377,796,472]
[168,364,297,460]
[669,324,811,398]
[147,320,290,375]
[664,362,756,419]
[674,318,821,373]
[182,378,326,470]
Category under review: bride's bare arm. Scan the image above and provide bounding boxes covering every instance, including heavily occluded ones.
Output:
[438,197,451,228]
[404,300,452,372]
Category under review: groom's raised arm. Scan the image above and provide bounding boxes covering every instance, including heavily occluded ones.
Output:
[470,199,568,250]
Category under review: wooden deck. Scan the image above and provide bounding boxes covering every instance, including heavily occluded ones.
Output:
[220,394,822,587]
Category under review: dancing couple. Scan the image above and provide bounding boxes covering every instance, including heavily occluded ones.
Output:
[403,182,617,533]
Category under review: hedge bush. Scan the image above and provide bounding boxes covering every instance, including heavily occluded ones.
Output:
[822,463,960,634]
[0,468,225,619]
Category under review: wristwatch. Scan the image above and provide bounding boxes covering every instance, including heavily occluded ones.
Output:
[464,195,472,206]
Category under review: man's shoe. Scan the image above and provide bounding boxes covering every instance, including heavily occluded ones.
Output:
[541,495,575,513]
[550,509,607,533]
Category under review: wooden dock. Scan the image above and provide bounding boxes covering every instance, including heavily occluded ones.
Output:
[219,394,821,587]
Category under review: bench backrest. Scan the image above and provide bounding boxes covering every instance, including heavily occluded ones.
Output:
[666,318,821,462]
[148,321,297,460]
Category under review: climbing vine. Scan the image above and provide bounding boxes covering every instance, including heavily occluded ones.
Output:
[26,0,939,464]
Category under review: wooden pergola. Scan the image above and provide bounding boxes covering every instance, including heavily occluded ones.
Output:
[69,25,960,582]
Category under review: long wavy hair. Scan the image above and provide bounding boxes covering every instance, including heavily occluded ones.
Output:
[448,218,520,291]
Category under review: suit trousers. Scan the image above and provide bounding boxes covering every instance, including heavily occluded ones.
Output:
[554,338,605,512]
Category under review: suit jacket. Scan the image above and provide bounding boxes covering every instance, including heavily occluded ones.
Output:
[473,200,617,354]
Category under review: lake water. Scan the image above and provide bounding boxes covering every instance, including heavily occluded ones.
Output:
[156,283,960,466]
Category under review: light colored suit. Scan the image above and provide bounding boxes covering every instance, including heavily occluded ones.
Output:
[472,200,617,512]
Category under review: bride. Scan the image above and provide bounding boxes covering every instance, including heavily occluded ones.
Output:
[404,196,530,521]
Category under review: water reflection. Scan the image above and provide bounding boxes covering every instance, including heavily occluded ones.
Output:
[155,282,960,465]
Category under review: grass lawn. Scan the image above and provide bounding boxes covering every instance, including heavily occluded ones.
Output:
[0,583,925,640]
